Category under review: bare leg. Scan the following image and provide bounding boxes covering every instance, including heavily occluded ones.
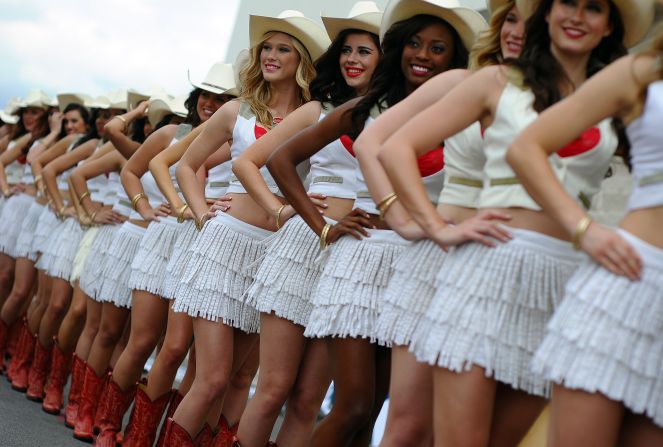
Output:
[276,338,332,447]
[111,290,169,391]
[380,346,433,447]
[489,384,546,447]
[74,296,102,360]
[86,302,130,376]
[37,277,73,347]
[1,258,36,326]
[619,411,663,447]
[221,341,260,427]
[0,253,15,307]
[352,345,391,447]
[110,316,131,369]
[433,365,497,447]
[178,346,196,395]
[57,284,88,353]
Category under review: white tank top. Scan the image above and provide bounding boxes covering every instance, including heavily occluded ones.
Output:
[627,80,663,211]
[57,136,84,191]
[205,161,233,200]
[85,141,109,203]
[20,141,41,184]
[481,81,617,210]
[104,172,121,207]
[439,122,485,208]
[5,140,25,184]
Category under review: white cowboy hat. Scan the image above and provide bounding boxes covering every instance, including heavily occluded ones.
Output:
[127,87,168,111]
[249,10,331,61]
[188,62,237,96]
[515,0,655,48]
[321,1,383,41]
[57,93,94,112]
[380,0,488,52]
[487,0,511,14]
[105,89,129,110]
[18,89,52,109]
[0,98,21,124]
[147,94,187,127]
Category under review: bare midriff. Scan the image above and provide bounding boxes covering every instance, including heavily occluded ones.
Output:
[129,219,149,229]
[621,207,663,249]
[321,196,354,222]
[484,207,570,241]
[224,193,286,230]
[437,204,476,225]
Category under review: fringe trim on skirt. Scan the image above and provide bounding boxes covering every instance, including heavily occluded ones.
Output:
[376,239,446,347]
[410,228,583,397]
[172,212,272,333]
[0,194,33,257]
[70,227,99,286]
[304,229,409,342]
[79,224,120,300]
[32,207,59,254]
[14,200,44,261]
[533,230,663,426]
[128,217,181,296]
[36,218,84,280]
[247,215,331,327]
[162,220,198,300]
[96,222,145,308]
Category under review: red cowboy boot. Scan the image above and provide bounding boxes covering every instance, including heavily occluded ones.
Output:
[211,415,238,447]
[6,319,28,382]
[10,322,36,392]
[0,318,8,374]
[195,423,214,447]
[122,385,172,447]
[73,364,106,442]
[163,417,195,447]
[156,390,185,447]
[93,378,136,447]
[65,353,85,428]
[26,340,53,401]
[6,318,21,359]
[42,339,71,414]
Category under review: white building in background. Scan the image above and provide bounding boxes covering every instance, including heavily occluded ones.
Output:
[223,0,488,63]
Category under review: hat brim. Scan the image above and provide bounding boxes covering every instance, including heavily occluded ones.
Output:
[188,72,236,96]
[380,1,487,52]
[321,12,382,41]
[57,94,89,112]
[249,14,331,62]
[127,92,150,111]
[0,111,19,124]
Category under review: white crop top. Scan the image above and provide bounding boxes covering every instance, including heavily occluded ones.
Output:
[112,178,133,217]
[85,141,109,203]
[104,172,121,207]
[5,141,25,184]
[20,141,40,184]
[205,161,233,200]
[481,81,617,210]
[57,136,84,191]
[439,122,485,208]
[627,80,663,211]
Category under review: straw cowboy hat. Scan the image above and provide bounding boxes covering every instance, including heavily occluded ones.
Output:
[106,89,129,110]
[127,87,168,111]
[0,98,21,124]
[147,94,187,127]
[515,0,656,47]
[188,62,238,96]
[18,89,52,109]
[57,93,94,112]
[249,10,331,61]
[487,0,512,14]
[380,0,488,51]
[321,1,383,41]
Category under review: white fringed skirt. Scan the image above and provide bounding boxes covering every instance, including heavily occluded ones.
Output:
[162,221,198,300]
[36,217,84,280]
[128,217,182,296]
[172,212,272,333]
[410,228,583,397]
[304,229,410,342]
[79,224,120,300]
[376,239,447,347]
[96,222,145,308]
[532,230,663,426]
[0,194,33,257]
[70,227,99,286]
[32,206,59,254]
[14,200,44,261]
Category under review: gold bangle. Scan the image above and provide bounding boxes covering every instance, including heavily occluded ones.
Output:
[34,175,43,184]
[572,216,592,250]
[113,115,127,131]
[378,195,398,221]
[130,193,146,211]
[376,192,396,210]
[58,205,67,218]
[275,204,287,230]
[320,223,332,251]
[177,204,189,224]
[78,191,90,204]
[195,215,208,232]
[89,210,98,224]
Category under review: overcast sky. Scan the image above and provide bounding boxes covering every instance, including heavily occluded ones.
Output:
[0,0,240,108]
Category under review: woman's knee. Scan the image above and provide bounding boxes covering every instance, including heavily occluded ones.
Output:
[46,297,70,321]
[97,322,125,347]
[194,373,230,401]
[159,340,190,369]
[0,265,13,287]
[126,331,161,361]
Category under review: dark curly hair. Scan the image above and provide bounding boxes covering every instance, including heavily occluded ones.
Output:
[310,29,381,107]
[349,14,468,137]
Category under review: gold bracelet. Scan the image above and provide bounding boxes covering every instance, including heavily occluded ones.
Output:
[34,175,43,184]
[113,115,127,131]
[376,192,396,210]
[177,204,189,224]
[572,216,592,250]
[58,205,67,218]
[78,191,90,204]
[195,214,208,232]
[89,210,98,224]
[320,223,332,251]
[130,193,146,211]
[275,204,287,230]
[378,194,398,221]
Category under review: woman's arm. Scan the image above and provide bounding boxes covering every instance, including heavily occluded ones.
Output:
[104,102,149,159]
[508,54,652,279]
[27,112,64,164]
[176,101,238,224]
[149,122,207,213]
[234,101,322,224]
[0,134,32,195]
[33,135,79,193]
[120,124,178,222]
[70,149,123,218]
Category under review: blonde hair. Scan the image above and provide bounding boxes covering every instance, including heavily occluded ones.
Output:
[239,31,317,128]
[468,0,516,71]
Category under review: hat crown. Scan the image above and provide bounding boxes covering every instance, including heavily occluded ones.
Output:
[347,1,381,17]
[203,63,236,91]
[278,10,306,19]
[21,89,51,108]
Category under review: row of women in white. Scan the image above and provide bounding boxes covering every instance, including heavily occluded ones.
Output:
[0,0,661,445]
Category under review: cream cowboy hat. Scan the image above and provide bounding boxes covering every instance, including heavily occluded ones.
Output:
[127,87,168,111]
[249,10,331,61]
[18,89,52,109]
[0,98,21,124]
[147,94,187,127]
[321,1,383,41]
[515,0,655,47]
[380,0,488,51]
[57,93,94,112]
[105,89,129,110]
[188,62,238,97]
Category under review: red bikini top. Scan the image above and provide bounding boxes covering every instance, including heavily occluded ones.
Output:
[556,127,601,158]
[340,134,444,177]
